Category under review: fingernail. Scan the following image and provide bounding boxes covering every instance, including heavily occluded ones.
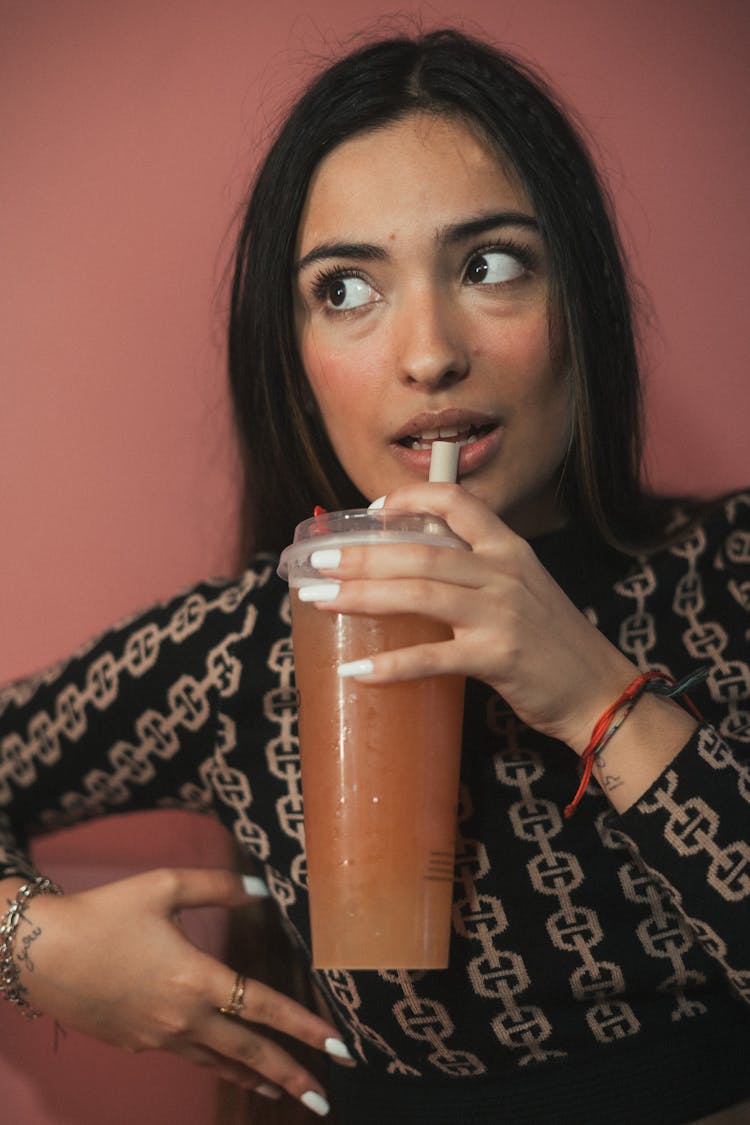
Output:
[310,548,341,570]
[324,1036,355,1064]
[241,875,270,897]
[256,1083,283,1099]
[368,495,386,509]
[297,582,340,603]
[301,1090,330,1116]
[337,659,375,679]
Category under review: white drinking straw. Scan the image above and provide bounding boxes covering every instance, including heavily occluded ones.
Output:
[428,440,460,483]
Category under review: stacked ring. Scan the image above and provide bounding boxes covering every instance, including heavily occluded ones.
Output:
[219,972,246,1018]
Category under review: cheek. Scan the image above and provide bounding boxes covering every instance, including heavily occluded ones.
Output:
[519,315,555,372]
[479,300,549,357]
[480,314,557,395]
[300,323,388,415]
[495,318,571,439]
[299,329,346,412]
[299,336,374,446]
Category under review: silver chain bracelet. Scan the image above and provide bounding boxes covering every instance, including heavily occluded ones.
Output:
[0,876,62,1019]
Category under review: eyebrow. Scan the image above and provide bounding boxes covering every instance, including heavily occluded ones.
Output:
[296,241,387,273]
[295,210,539,273]
[442,210,539,242]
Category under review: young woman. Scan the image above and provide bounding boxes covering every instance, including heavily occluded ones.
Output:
[1,28,748,1125]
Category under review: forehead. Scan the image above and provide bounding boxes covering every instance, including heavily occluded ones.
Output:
[296,113,531,248]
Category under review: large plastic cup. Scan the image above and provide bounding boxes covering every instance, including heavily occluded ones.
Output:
[278,509,467,970]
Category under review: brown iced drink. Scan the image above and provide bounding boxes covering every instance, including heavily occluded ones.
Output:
[278,508,467,969]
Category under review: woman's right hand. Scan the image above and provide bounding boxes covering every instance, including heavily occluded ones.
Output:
[2,868,345,1116]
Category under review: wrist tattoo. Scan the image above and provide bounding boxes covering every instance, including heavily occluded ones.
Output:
[595,754,624,792]
[16,917,42,974]
[0,875,62,1019]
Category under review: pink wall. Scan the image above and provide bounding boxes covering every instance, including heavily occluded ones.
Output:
[2,1,748,1121]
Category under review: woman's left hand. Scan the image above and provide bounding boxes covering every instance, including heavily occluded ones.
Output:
[305,483,638,757]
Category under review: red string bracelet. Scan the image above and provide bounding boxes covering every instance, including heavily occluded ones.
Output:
[564,669,706,818]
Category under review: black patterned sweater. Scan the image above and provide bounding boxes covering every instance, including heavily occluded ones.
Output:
[2,493,749,1125]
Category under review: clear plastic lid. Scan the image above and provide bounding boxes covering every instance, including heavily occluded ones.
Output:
[277,508,468,582]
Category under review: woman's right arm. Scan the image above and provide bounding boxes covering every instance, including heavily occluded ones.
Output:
[0,567,287,881]
[0,569,345,1115]
[0,867,339,1112]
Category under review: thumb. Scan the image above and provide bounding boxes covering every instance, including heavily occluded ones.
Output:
[153,867,270,911]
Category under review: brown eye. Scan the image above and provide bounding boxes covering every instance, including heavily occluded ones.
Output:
[465,250,525,285]
[466,256,489,283]
[329,279,347,307]
[314,273,378,312]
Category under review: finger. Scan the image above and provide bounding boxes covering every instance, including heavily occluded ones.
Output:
[215,975,345,1056]
[211,967,354,1071]
[312,540,484,587]
[146,867,264,912]
[304,574,488,631]
[378,482,516,549]
[174,1042,282,1098]
[206,1009,330,1114]
[337,639,466,683]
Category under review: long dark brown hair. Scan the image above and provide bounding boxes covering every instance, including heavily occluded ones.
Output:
[228,28,676,561]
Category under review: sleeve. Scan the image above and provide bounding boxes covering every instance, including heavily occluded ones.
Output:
[0,563,278,880]
[609,491,750,1005]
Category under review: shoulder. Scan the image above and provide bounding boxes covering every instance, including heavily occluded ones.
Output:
[121,555,290,658]
[607,490,749,655]
[706,490,750,570]
[135,554,286,622]
[672,488,750,538]
[639,491,749,721]
[644,489,750,582]
[177,555,286,617]
[0,555,288,710]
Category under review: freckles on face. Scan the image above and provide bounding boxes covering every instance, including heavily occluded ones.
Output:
[293,113,572,534]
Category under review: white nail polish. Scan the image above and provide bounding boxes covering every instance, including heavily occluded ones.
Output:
[297,582,340,603]
[241,875,270,898]
[368,495,386,509]
[256,1083,283,1099]
[310,548,341,570]
[324,1036,355,1062]
[301,1090,330,1117]
[337,658,375,678]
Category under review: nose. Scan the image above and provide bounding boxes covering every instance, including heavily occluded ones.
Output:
[395,286,470,390]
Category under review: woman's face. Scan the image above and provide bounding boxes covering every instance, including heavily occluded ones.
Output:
[294,113,571,538]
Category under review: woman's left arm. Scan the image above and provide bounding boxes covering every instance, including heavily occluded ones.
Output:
[307,483,698,813]
[306,483,750,1000]
[607,721,750,1005]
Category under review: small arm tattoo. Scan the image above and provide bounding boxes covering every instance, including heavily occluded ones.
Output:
[595,754,624,792]
[16,916,42,974]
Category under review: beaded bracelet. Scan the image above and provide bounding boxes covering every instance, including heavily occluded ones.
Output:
[564,668,707,819]
[0,876,62,1019]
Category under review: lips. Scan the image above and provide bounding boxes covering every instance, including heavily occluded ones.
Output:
[390,409,503,476]
[392,409,500,447]
[398,421,495,451]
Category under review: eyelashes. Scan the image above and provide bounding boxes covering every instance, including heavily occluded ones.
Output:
[469,238,539,275]
[309,266,372,306]
[305,237,541,314]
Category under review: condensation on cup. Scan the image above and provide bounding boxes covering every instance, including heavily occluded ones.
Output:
[278,507,468,969]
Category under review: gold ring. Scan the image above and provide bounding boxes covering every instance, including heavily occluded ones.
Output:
[219,972,246,1018]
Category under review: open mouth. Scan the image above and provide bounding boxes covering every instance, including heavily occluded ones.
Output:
[397,422,496,451]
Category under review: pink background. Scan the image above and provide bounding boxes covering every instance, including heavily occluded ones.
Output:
[1,1,748,1121]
